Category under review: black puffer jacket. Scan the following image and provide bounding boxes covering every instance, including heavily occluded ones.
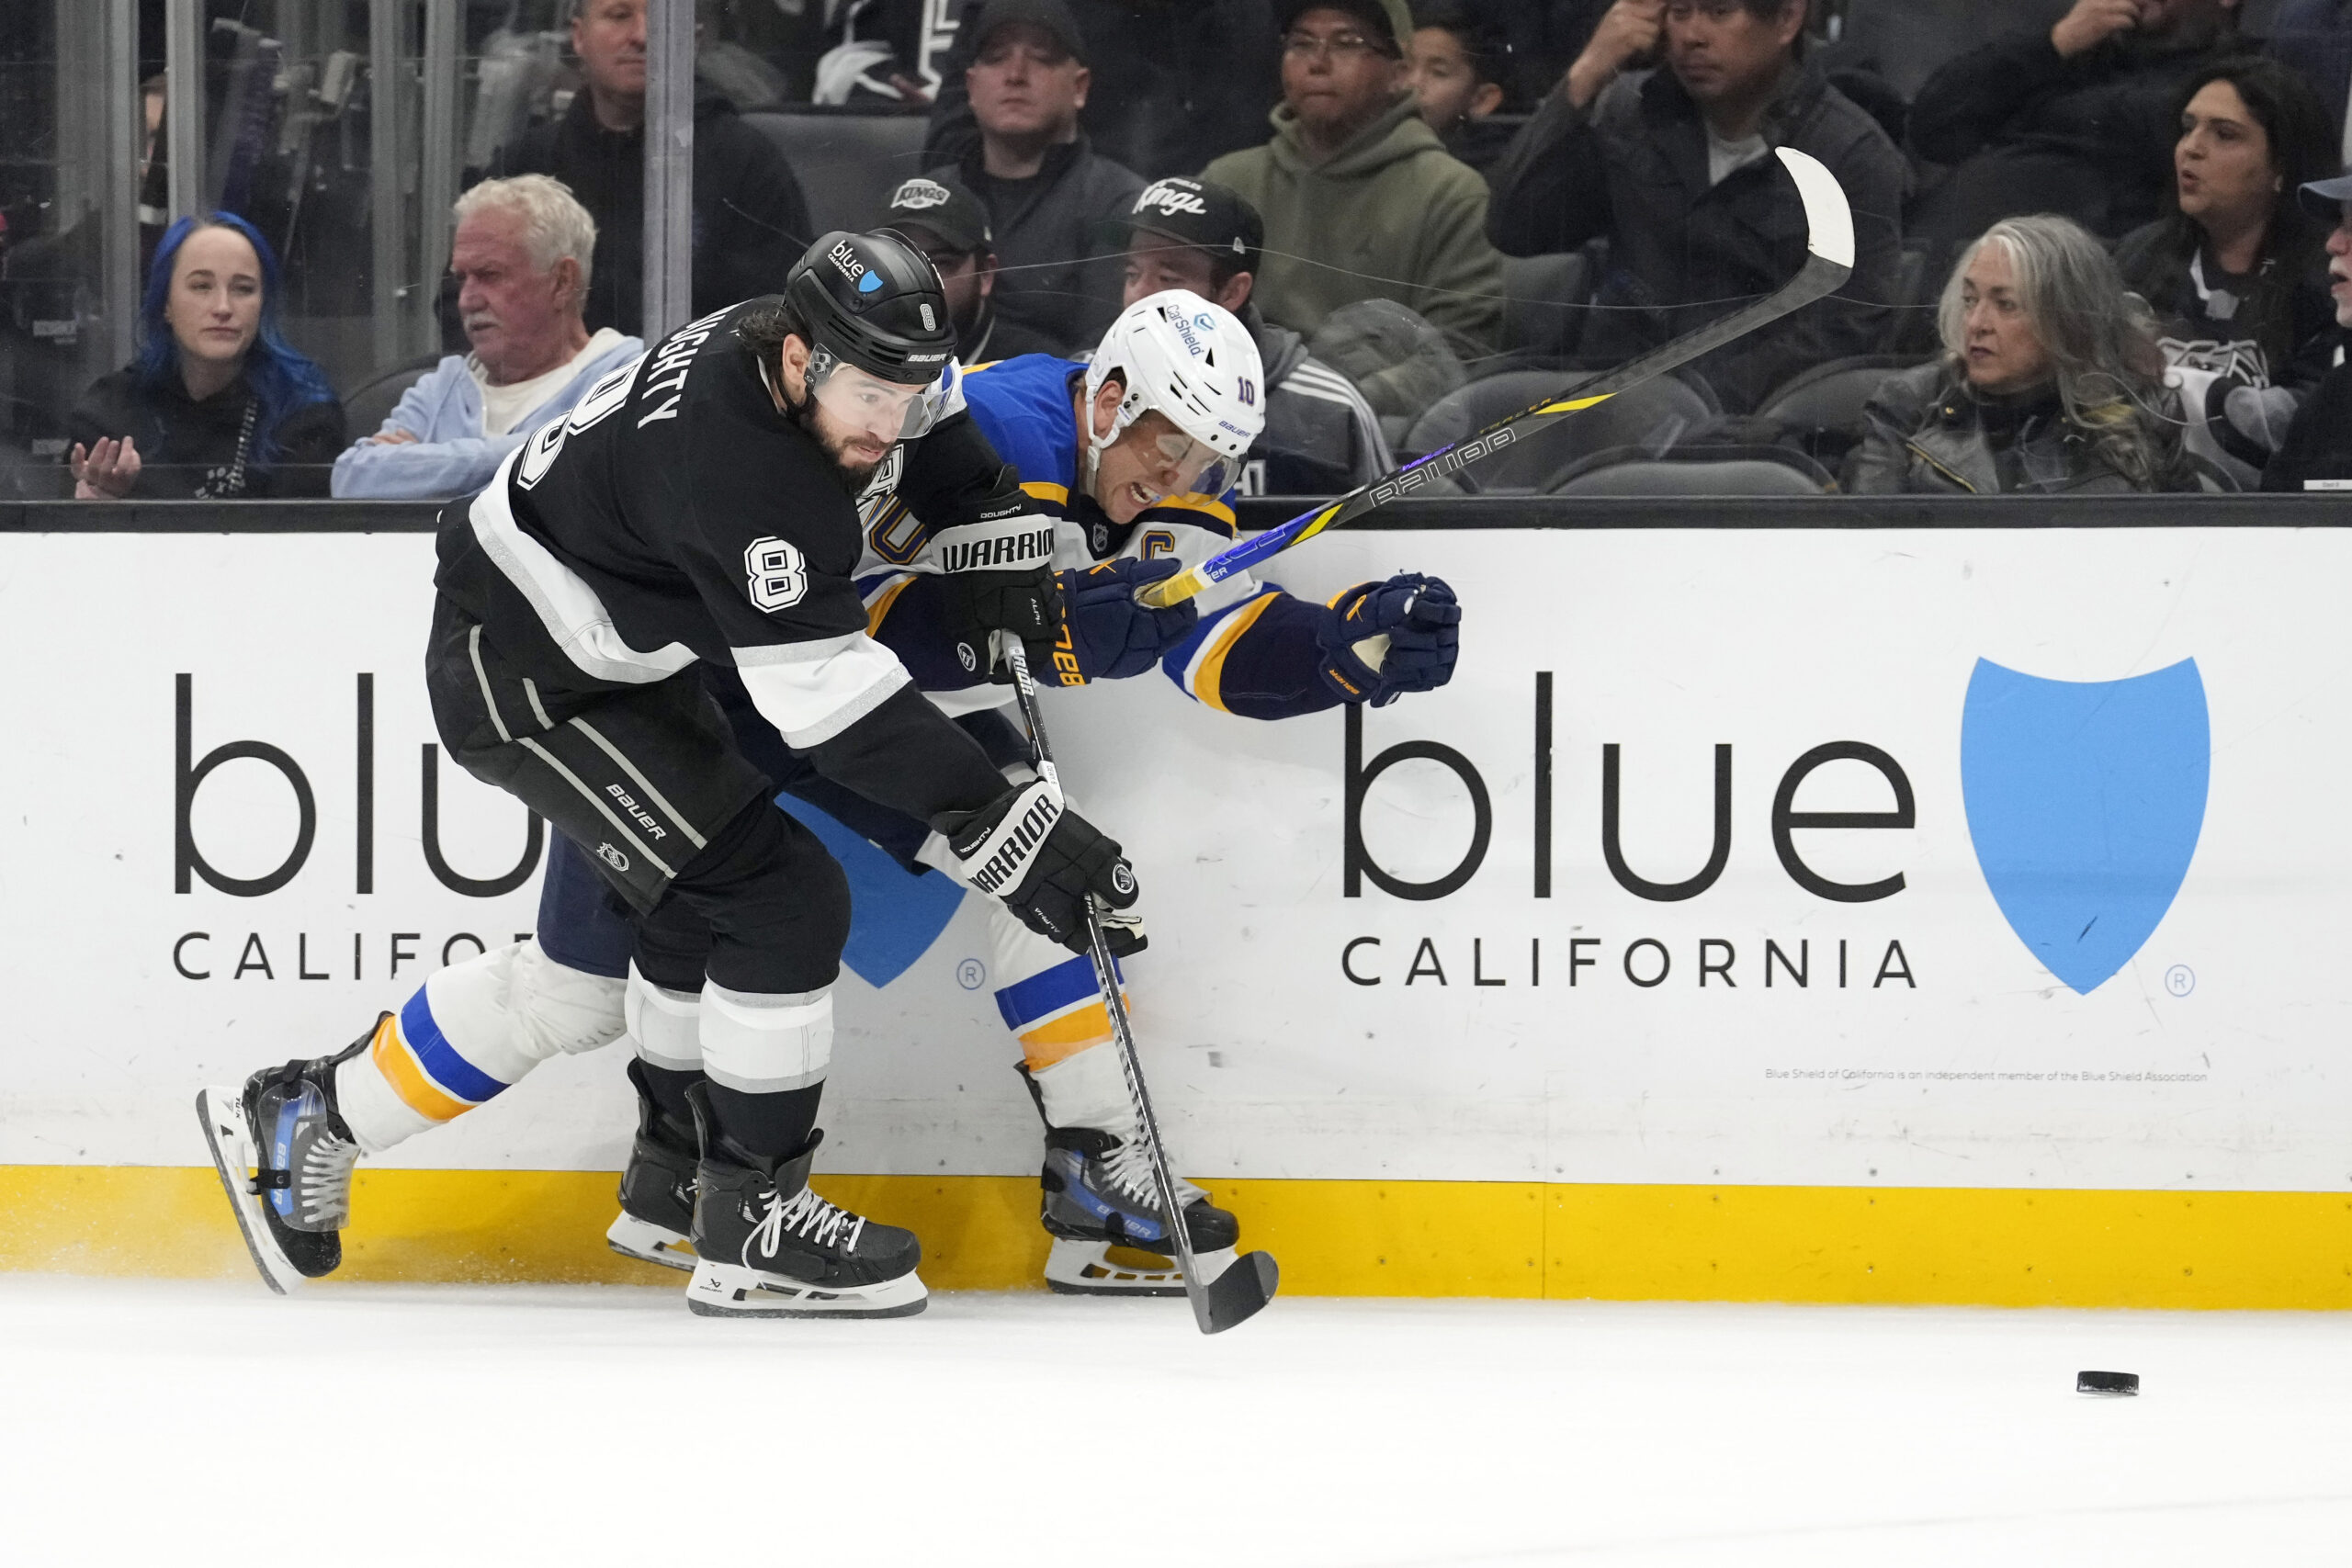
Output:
[491,89,813,337]
[1487,59,1908,412]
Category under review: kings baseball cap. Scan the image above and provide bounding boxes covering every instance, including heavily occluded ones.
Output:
[1100,177,1264,277]
[881,173,992,254]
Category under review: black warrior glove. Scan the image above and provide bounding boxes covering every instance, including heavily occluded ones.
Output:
[938,467,1063,682]
[1317,573,1462,706]
[933,778,1147,956]
[1049,557,1200,685]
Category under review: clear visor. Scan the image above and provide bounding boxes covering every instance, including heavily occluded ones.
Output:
[1130,423,1234,500]
[807,351,942,446]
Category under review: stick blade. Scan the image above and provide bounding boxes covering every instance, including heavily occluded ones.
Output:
[1773,146,1854,271]
[1193,1249,1279,1335]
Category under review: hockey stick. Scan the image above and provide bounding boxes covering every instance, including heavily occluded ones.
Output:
[996,636,1281,1335]
[1137,146,1856,613]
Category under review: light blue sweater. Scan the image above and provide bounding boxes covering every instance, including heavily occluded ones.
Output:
[330,333,643,500]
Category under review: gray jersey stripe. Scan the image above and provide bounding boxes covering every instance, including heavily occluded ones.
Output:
[469,626,514,744]
[522,678,556,731]
[516,735,678,878]
[567,716,710,851]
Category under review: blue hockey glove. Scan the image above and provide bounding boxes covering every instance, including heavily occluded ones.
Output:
[1316,573,1462,706]
[1053,557,1200,685]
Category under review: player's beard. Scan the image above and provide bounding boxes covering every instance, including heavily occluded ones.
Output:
[782,385,889,495]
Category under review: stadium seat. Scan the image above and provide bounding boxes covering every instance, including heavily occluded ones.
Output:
[1399,369,1717,494]
[340,356,443,441]
[1756,355,1920,434]
[1499,250,1591,359]
[1550,446,1833,497]
[742,110,933,235]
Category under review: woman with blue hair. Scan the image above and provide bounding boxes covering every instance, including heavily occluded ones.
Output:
[67,213,345,499]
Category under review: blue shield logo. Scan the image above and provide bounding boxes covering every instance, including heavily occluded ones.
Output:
[1960,658,2209,995]
[776,795,964,987]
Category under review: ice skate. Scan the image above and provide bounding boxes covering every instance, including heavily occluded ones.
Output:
[1037,1123,1241,1296]
[605,1059,699,1272]
[197,1020,373,1294]
[682,1087,925,1319]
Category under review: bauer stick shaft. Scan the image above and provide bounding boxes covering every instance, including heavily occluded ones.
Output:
[996,636,1280,1335]
[1138,146,1856,611]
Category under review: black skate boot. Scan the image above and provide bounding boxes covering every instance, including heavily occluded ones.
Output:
[197,1020,374,1294]
[1021,1064,1241,1296]
[605,1058,700,1272]
[682,1085,926,1319]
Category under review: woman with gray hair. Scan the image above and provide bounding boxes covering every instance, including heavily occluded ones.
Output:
[1850,215,2197,494]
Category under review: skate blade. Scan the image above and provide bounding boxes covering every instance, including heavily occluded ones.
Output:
[684,1258,928,1319]
[606,1212,697,1272]
[195,1087,301,1297]
[1043,1237,1238,1297]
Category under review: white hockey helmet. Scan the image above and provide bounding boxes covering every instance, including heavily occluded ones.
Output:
[1081,289,1265,499]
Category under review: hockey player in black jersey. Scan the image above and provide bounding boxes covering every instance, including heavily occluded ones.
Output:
[198,229,1136,1318]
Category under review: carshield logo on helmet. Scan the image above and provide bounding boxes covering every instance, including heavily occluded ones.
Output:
[1960,657,2210,994]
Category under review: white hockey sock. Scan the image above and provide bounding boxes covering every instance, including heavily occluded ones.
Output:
[334,942,626,1154]
[1030,1040,1139,1139]
[624,963,704,1071]
[699,981,832,1095]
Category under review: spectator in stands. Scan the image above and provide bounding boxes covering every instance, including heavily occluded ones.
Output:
[1107,176,1394,493]
[488,0,811,337]
[332,177,643,501]
[67,213,343,501]
[1908,0,2244,269]
[1487,0,1906,412]
[1850,215,2193,494]
[877,172,1065,361]
[2262,171,2352,490]
[2115,57,2339,486]
[931,0,1144,357]
[1408,2,1518,178]
[923,1,1283,181]
[1205,0,1505,355]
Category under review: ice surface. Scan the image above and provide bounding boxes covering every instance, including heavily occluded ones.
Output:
[3,1276,2347,1565]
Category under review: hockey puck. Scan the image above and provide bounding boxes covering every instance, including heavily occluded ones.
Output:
[2076,1370,2140,1396]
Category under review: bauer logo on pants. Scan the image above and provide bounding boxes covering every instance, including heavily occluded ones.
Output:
[1960,657,2211,995]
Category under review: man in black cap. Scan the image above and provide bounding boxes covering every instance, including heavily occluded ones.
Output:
[1108,175,1393,496]
[922,1,1284,182]
[878,172,1065,363]
[929,0,1144,358]
[2263,170,2352,491]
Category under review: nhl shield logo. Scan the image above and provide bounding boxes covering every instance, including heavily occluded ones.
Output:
[1960,657,2210,995]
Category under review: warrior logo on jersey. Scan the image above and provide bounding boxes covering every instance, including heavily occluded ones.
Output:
[744,536,809,611]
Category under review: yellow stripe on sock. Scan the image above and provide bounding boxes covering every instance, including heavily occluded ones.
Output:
[1018,1002,1115,1068]
[370,1017,471,1122]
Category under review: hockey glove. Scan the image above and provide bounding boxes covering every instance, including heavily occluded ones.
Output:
[1316,573,1462,706]
[1052,557,1201,685]
[937,467,1063,682]
[934,779,1147,956]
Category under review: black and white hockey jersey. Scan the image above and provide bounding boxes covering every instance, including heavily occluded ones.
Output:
[435,297,1015,812]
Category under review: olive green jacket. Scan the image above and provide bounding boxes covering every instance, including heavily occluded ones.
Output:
[1205,94,1502,355]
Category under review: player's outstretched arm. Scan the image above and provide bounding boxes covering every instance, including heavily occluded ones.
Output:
[1165,572,1464,719]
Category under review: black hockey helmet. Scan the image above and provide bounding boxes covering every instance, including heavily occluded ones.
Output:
[783,229,957,387]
